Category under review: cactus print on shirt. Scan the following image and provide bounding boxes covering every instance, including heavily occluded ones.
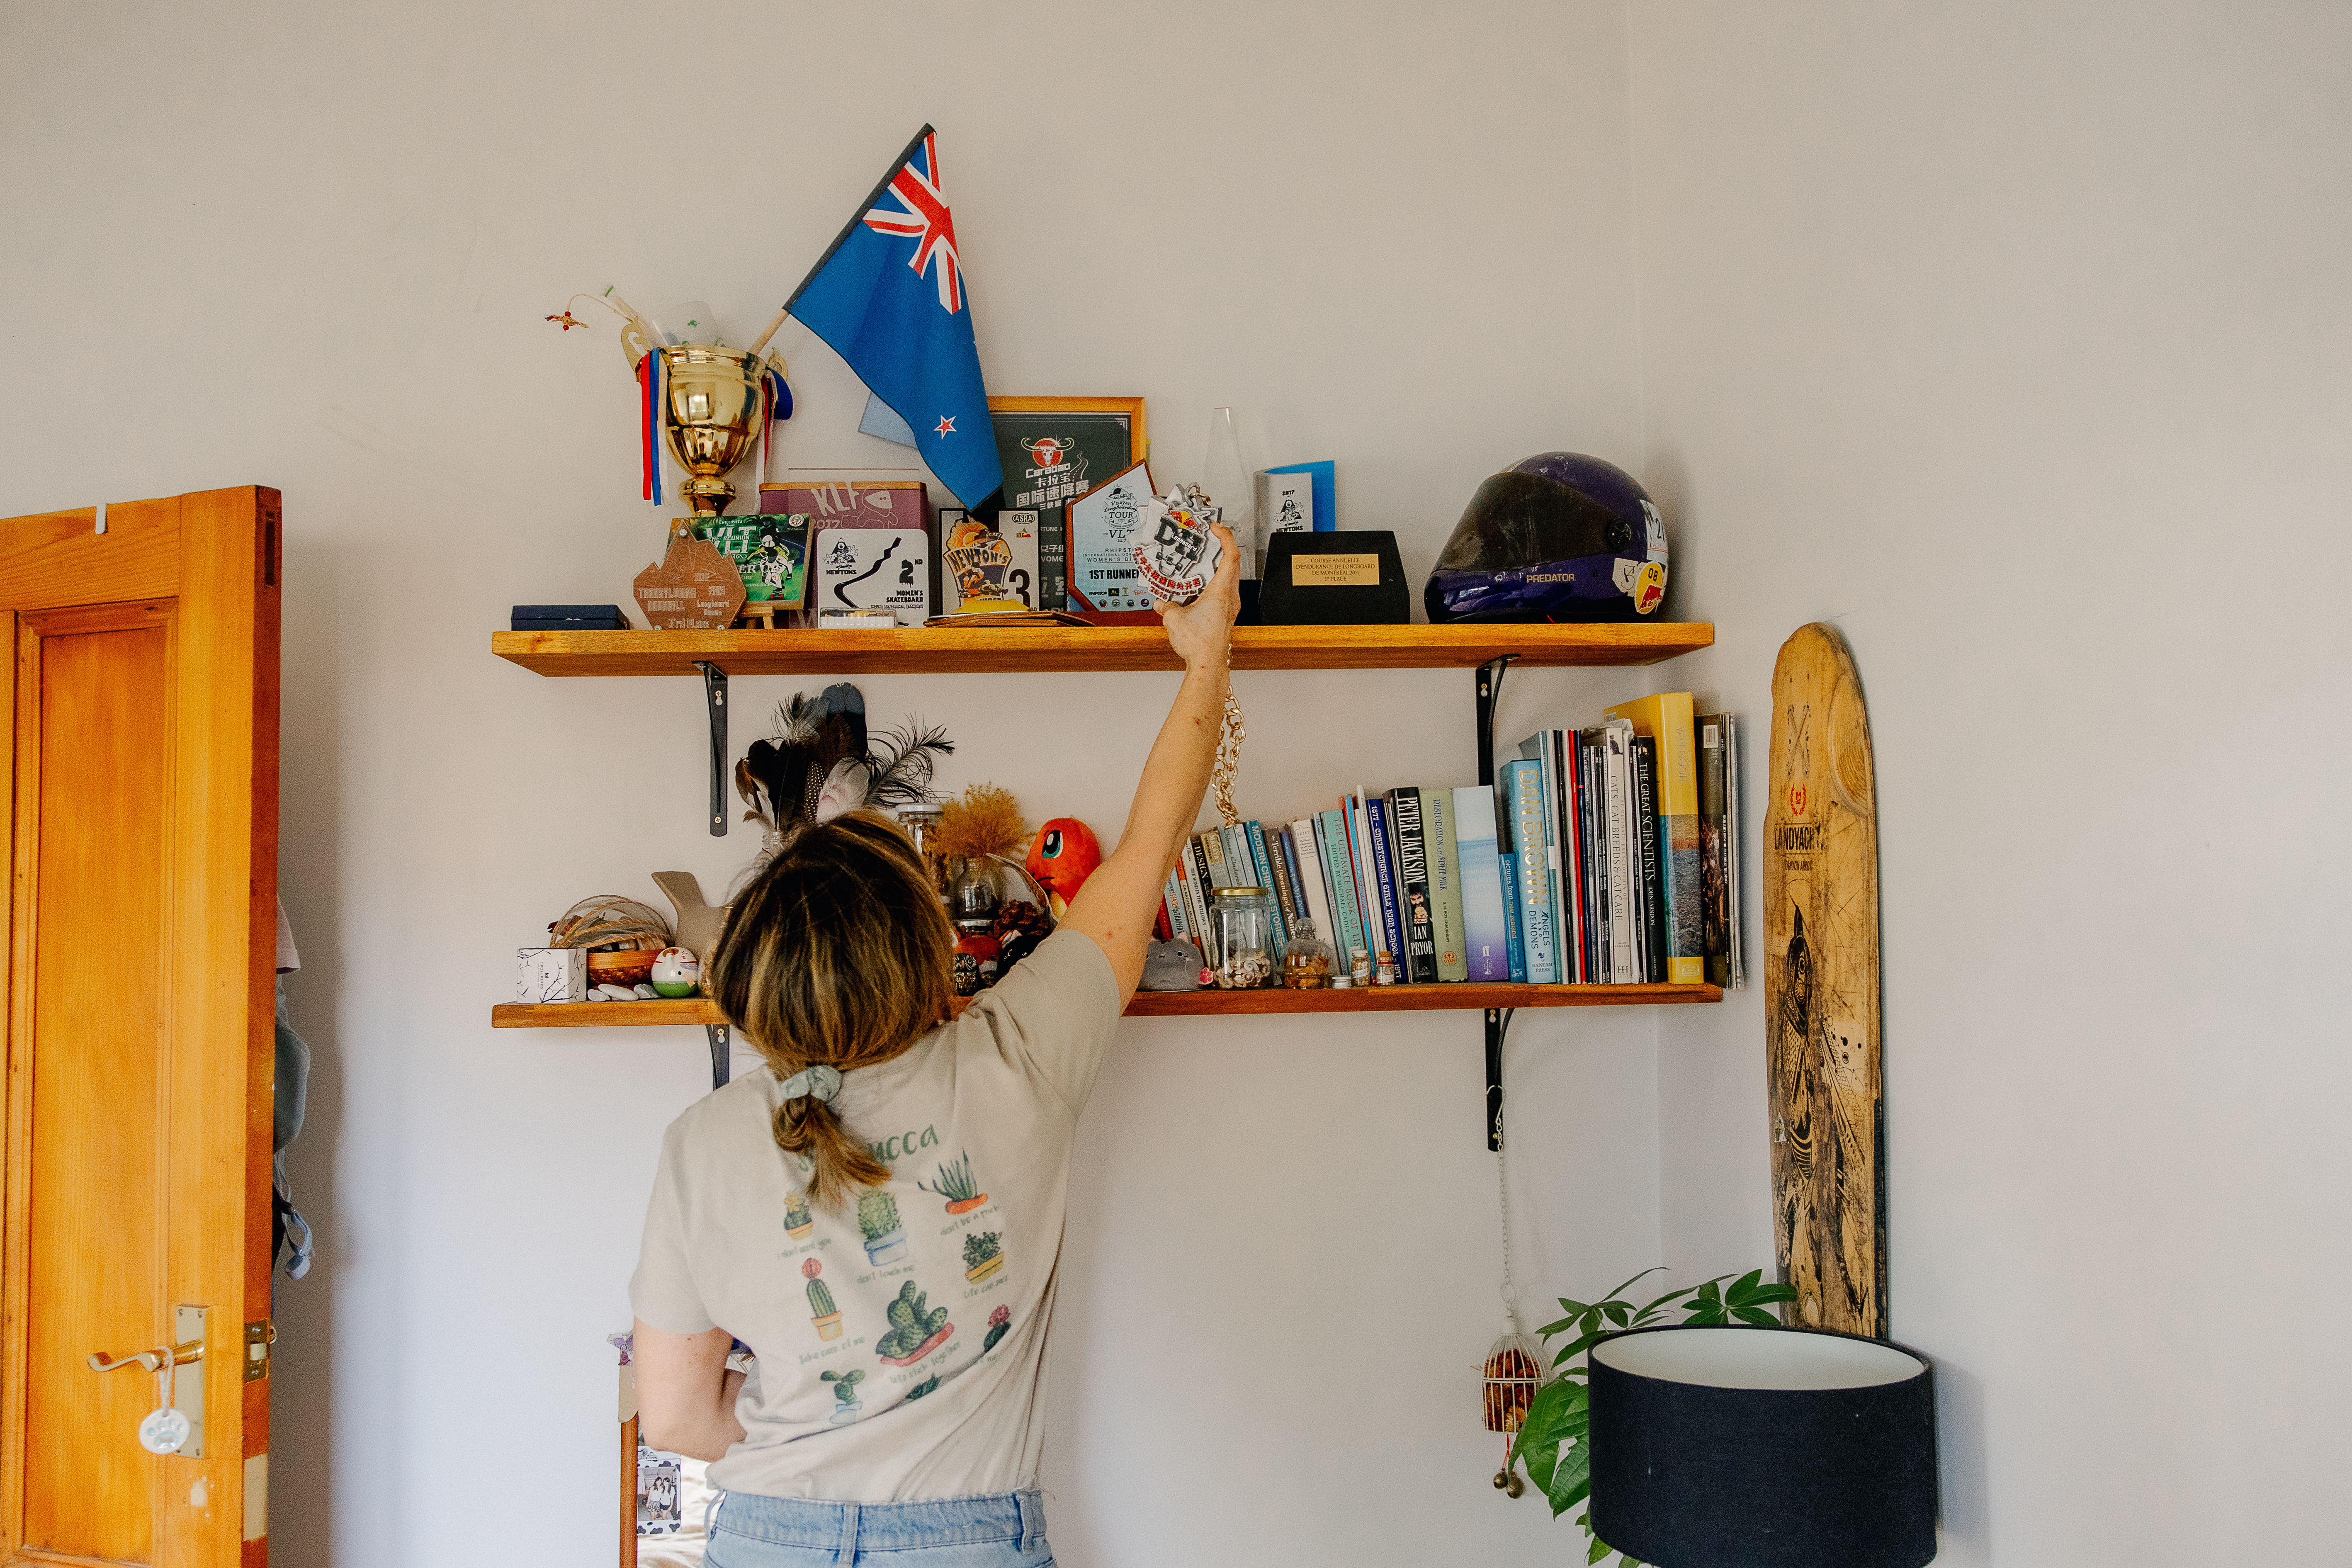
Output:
[632,929,1120,1502]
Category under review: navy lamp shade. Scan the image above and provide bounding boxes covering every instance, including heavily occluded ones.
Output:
[1589,1326,1937,1568]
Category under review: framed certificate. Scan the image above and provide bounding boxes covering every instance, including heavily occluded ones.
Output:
[1063,459,1161,623]
[986,397,1146,612]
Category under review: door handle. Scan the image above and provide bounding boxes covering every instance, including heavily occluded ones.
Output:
[86,1339,203,1374]
[83,1305,210,1456]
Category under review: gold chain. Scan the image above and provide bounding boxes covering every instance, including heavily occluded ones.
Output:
[1212,689,1245,829]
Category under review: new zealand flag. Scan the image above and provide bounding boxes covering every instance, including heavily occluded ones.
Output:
[787,126,1003,509]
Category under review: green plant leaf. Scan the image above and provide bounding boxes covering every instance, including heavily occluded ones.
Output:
[1599,1267,1666,1304]
[1544,1434,1592,1517]
[1589,1532,1613,1563]
[1723,1269,1766,1303]
[1732,1306,1781,1327]
[1538,1313,1579,1337]
[1510,1377,1587,1494]
[1635,1283,1696,1318]
[1602,1301,1632,1326]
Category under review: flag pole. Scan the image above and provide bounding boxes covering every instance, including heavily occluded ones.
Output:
[749,124,936,360]
[746,305,791,358]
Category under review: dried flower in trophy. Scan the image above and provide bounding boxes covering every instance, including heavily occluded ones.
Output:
[933,783,1029,863]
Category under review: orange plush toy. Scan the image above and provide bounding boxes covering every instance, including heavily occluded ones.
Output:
[1025,818,1103,919]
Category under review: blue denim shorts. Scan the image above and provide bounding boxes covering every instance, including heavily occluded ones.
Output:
[704,1488,1052,1568]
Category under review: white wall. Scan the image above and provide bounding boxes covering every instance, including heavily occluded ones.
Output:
[1626,1,2352,1561]
[23,1,2327,1560]
[2,2,1665,1564]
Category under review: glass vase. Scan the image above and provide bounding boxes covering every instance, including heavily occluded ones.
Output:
[1200,407,1258,577]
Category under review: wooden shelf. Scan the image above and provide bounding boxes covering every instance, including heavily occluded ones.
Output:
[491,622,1714,678]
[491,981,1720,1030]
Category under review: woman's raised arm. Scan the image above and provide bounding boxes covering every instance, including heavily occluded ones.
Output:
[1059,524,1242,1000]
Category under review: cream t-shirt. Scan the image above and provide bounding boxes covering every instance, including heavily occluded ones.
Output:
[630,928,1121,1501]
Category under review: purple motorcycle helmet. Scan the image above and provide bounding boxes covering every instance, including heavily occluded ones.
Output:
[1424,452,1669,623]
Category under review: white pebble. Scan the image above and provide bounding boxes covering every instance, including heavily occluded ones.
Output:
[632,984,661,999]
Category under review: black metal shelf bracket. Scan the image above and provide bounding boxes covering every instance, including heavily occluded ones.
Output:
[694,661,729,837]
[706,1023,732,1091]
[1485,1007,1515,1152]
[1475,654,1516,788]
[1476,655,1517,1145]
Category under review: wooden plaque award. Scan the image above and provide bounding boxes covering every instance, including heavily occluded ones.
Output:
[1763,622,1885,1337]
[634,530,748,630]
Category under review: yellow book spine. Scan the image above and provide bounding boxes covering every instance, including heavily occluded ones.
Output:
[1606,693,1706,983]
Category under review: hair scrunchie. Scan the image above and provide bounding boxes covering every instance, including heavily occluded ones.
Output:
[777,1065,843,1104]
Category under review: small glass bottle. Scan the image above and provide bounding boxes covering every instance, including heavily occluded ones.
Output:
[948,856,1002,928]
[1282,917,1334,989]
[899,805,947,896]
[1349,948,1374,988]
[1208,886,1276,989]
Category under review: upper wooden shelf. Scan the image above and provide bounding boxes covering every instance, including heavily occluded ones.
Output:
[491,981,1720,1029]
[491,622,1714,678]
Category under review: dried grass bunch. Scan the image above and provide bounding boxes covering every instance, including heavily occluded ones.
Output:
[549,895,673,951]
[932,783,1028,863]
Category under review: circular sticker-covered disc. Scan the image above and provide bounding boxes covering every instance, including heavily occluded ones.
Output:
[1134,501,1222,605]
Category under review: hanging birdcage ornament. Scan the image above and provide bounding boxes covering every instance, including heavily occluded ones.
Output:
[1482,1331,1544,1497]
[1483,1070,1547,1498]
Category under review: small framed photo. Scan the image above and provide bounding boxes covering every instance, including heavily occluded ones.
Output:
[986,397,1147,612]
[938,508,1043,615]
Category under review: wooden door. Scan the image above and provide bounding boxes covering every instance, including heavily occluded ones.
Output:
[0,489,281,1567]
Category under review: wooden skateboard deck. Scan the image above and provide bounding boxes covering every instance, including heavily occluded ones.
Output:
[1763,623,1885,1337]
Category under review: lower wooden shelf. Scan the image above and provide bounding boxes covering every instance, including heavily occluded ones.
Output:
[490,981,1719,1030]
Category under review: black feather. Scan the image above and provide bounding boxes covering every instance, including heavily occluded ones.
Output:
[865,722,955,812]
[752,684,875,827]
[743,686,953,830]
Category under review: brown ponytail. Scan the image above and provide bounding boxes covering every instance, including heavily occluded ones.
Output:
[706,810,955,1211]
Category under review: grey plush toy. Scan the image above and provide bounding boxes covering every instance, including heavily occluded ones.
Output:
[1140,939,1204,992]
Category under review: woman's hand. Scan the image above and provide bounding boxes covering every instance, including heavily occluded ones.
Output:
[1155,522,1242,669]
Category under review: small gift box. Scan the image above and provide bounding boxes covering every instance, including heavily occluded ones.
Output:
[517,947,588,1003]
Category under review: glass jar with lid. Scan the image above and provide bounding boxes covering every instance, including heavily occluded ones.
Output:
[1281,916,1334,989]
[1208,886,1276,989]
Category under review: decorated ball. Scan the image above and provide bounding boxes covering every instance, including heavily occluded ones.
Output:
[650,946,701,998]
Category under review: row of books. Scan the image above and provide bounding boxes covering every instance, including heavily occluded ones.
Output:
[1155,693,1745,989]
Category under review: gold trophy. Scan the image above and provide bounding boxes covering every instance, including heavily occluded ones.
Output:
[558,291,788,518]
[651,343,770,517]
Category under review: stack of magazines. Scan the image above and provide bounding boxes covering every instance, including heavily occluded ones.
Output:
[1157,693,1744,989]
